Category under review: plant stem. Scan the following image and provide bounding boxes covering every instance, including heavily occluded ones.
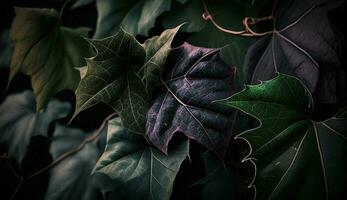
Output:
[7,113,116,199]
[202,0,274,37]
[26,113,116,180]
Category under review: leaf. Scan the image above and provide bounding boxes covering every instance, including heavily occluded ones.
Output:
[0,90,70,163]
[141,25,182,92]
[70,0,95,9]
[9,7,92,110]
[93,117,189,200]
[44,124,105,200]
[94,0,172,38]
[161,0,205,33]
[219,74,347,199]
[194,151,240,200]
[0,29,13,68]
[74,26,180,133]
[146,42,236,157]
[244,0,346,104]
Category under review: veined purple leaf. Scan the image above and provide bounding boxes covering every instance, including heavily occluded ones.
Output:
[244,0,346,104]
[146,42,236,157]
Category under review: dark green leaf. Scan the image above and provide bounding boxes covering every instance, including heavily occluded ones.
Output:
[94,0,172,38]
[219,74,347,199]
[74,26,180,133]
[45,123,106,200]
[0,90,70,163]
[93,117,189,200]
[9,7,92,110]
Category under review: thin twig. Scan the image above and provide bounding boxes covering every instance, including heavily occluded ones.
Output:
[26,113,116,180]
[9,177,23,200]
[202,0,274,37]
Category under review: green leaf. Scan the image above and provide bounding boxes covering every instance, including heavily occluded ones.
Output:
[0,90,70,163]
[74,26,180,133]
[45,124,103,200]
[94,0,171,38]
[161,0,205,33]
[219,74,347,199]
[9,7,92,110]
[93,118,189,200]
[140,25,182,91]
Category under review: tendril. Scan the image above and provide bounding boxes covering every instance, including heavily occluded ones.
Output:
[202,0,274,37]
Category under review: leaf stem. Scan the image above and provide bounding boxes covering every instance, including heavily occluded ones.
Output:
[9,177,23,200]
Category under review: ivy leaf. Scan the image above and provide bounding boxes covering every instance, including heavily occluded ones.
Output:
[140,25,182,92]
[244,0,346,104]
[0,90,70,163]
[74,26,180,133]
[219,74,347,199]
[94,0,172,38]
[93,117,189,200]
[44,124,106,200]
[146,42,236,157]
[9,7,92,110]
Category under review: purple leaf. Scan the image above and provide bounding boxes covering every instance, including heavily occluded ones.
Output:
[146,42,236,158]
[244,0,346,104]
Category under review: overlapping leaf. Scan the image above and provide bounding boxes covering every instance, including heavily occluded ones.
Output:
[9,7,92,110]
[74,26,180,133]
[244,0,346,104]
[93,118,189,200]
[146,42,236,157]
[0,90,70,163]
[161,0,263,86]
[219,74,347,199]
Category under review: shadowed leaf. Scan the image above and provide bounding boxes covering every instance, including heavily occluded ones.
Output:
[9,7,92,110]
[93,117,189,200]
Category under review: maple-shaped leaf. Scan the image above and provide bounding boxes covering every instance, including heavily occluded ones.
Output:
[74,26,180,133]
[219,74,347,199]
[244,0,346,104]
[9,7,92,110]
[94,0,177,38]
[93,117,189,200]
[146,42,236,157]
[0,90,70,163]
